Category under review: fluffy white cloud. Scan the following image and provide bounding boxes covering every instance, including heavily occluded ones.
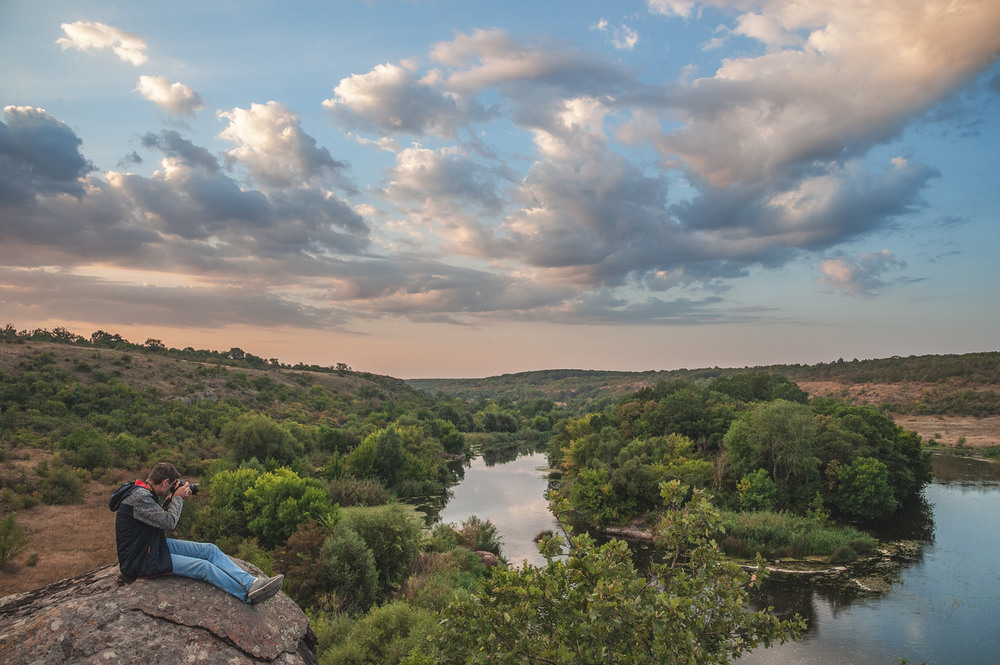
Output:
[56,21,147,66]
[218,101,351,190]
[654,0,1000,186]
[136,76,204,116]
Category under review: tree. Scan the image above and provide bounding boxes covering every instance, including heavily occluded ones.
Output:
[439,483,802,664]
[723,400,820,509]
[221,412,303,466]
[834,457,897,520]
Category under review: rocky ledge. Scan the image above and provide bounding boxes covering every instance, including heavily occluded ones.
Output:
[0,562,316,665]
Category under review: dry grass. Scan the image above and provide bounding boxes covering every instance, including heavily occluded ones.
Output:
[0,480,119,596]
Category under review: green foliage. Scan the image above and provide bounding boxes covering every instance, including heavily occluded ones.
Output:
[326,476,392,507]
[718,510,877,561]
[318,601,437,665]
[244,468,339,548]
[0,513,28,567]
[339,504,423,597]
[222,413,303,466]
[737,469,778,512]
[428,515,504,557]
[192,466,262,542]
[834,456,898,520]
[439,486,803,664]
[724,400,821,509]
[58,428,113,470]
[36,458,83,505]
[320,523,379,613]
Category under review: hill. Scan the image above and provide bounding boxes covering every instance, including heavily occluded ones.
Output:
[407,352,1000,448]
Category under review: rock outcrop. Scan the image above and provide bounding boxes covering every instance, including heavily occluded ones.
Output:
[0,562,316,664]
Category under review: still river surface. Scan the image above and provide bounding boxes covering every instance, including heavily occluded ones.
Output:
[421,452,1000,664]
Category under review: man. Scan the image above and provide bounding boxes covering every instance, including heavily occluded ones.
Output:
[109,462,284,604]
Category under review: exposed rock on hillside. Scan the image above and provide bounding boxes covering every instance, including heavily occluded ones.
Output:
[0,562,316,665]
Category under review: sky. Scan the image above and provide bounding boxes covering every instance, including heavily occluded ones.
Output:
[1,1,998,378]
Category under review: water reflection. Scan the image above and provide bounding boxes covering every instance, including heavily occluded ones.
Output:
[415,451,560,567]
[738,454,1000,665]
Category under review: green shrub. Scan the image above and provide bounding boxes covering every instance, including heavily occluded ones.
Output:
[37,458,83,504]
[320,523,379,613]
[244,468,339,548]
[318,601,437,665]
[340,504,423,597]
[327,476,392,507]
[0,513,28,567]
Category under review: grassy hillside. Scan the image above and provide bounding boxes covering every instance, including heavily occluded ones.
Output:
[407,352,1000,417]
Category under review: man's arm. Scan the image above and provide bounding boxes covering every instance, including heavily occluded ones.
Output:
[130,490,183,531]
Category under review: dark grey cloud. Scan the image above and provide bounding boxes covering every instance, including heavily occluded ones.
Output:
[141,129,220,172]
[0,106,93,204]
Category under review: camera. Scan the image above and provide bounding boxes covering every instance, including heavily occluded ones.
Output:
[171,480,200,495]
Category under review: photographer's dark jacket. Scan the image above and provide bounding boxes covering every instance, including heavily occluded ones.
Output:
[108,480,183,578]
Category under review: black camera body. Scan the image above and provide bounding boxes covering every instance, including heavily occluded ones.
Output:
[171,480,200,495]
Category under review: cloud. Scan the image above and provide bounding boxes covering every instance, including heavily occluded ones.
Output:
[218,101,354,191]
[648,1,696,19]
[0,105,93,205]
[140,129,220,173]
[324,62,487,138]
[592,19,639,51]
[56,21,148,66]
[136,76,205,116]
[818,249,904,296]
[648,0,1000,186]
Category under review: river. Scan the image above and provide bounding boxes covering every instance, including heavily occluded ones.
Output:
[425,451,1000,664]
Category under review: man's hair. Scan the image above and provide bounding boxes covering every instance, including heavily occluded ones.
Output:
[147,462,180,486]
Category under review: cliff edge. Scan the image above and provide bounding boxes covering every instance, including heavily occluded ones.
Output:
[0,562,316,664]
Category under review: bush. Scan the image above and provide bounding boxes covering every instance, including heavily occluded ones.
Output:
[0,513,28,567]
[320,523,379,613]
[244,468,339,548]
[326,476,392,507]
[318,601,437,665]
[433,515,503,557]
[37,458,83,505]
[339,504,423,597]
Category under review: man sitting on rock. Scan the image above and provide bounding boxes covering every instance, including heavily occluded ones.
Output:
[109,462,284,605]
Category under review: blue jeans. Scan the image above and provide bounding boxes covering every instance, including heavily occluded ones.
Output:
[167,539,255,603]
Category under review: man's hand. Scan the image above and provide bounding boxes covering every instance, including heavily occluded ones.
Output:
[175,482,194,498]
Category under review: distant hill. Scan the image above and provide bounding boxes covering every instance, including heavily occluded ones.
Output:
[407,353,1000,448]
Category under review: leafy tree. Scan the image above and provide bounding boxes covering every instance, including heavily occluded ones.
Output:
[723,400,820,509]
[0,513,28,567]
[439,484,802,664]
[834,457,898,520]
[222,412,303,466]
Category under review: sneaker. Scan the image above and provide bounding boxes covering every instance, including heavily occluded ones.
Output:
[247,574,284,604]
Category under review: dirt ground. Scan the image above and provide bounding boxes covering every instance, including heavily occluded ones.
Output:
[0,481,118,597]
[797,380,1000,448]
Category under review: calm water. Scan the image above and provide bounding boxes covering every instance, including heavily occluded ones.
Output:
[431,451,559,566]
[429,451,1000,664]
[738,455,1000,665]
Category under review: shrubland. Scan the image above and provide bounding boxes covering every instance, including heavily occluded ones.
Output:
[1,325,972,663]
